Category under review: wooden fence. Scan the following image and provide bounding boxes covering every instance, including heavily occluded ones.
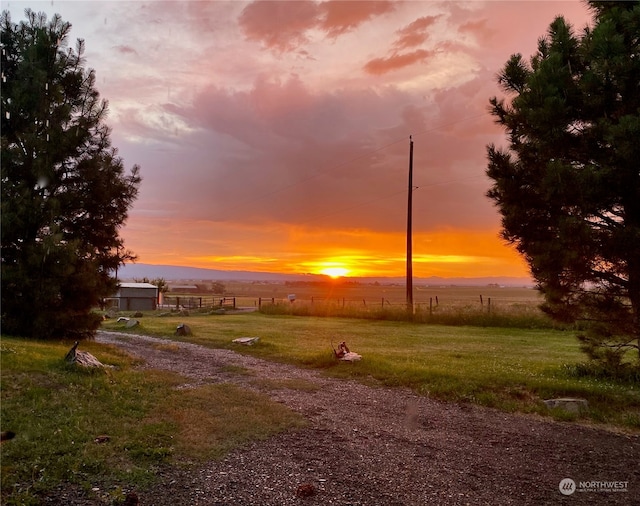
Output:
[162,296,236,310]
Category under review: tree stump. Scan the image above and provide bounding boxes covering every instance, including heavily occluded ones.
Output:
[65,341,106,368]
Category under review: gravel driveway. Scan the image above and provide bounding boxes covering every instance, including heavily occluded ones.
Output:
[94,331,639,506]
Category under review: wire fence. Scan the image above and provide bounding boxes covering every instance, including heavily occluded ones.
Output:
[161,293,539,312]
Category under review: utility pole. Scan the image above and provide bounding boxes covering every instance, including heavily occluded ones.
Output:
[406,135,414,313]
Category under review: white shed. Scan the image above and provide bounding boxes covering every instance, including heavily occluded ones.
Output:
[114,282,158,311]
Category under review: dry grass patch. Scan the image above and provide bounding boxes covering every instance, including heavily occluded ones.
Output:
[152,342,181,353]
[163,384,307,462]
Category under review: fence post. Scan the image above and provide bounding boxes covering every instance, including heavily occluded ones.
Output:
[488,297,491,314]
[233,297,236,309]
[435,295,439,306]
[480,294,483,307]
[176,297,180,309]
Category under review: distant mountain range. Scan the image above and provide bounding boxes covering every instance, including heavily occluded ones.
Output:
[119,263,534,287]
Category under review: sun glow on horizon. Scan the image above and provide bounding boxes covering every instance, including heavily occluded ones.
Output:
[319,266,350,278]
[122,222,531,279]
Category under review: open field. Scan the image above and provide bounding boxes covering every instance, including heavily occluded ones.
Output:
[168,281,542,309]
[162,282,555,328]
[101,312,640,431]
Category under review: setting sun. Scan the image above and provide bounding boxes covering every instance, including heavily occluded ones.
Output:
[319,266,350,278]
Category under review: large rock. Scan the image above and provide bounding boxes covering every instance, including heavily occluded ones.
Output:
[232,337,260,345]
[64,341,106,368]
[125,319,139,328]
[175,323,192,336]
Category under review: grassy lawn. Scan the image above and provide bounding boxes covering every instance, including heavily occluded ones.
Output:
[102,311,640,430]
[0,337,305,505]
[3,312,638,503]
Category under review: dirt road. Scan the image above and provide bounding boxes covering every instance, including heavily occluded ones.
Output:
[94,331,639,506]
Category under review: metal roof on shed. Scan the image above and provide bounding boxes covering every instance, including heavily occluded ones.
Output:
[118,283,158,289]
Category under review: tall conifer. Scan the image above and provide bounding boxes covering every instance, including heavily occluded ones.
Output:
[487,1,640,371]
[1,10,141,338]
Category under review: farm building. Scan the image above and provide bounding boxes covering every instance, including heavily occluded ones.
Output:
[112,282,158,311]
[168,284,199,293]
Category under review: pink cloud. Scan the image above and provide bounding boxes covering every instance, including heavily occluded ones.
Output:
[139,66,507,237]
[361,14,442,76]
[239,1,319,52]
[447,1,592,71]
[458,19,494,46]
[6,0,597,278]
[364,49,434,75]
[113,44,137,55]
[319,0,397,38]
[394,15,440,49]
[239,0,396,52]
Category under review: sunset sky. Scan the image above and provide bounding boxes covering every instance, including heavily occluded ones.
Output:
[7,1,593,279]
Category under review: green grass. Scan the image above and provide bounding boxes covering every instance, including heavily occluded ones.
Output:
[102,311,640,431]
[4,311,638,502]
[259,299,561,329]
[0,337,305,505]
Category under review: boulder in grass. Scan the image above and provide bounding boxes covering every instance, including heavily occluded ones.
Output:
[125,319,139,328]
[543,398,589,414]
[232,337,260,345]
[175,323,192,336]
[332,341,362,361]
[65,341,106,368]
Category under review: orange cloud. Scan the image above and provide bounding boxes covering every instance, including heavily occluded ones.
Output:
[239,0,396,52]
[364,49,434,75]
[394,15,441,49]
[239,1,318,52]
[319,0,397,38]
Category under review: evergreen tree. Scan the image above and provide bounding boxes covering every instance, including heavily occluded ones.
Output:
[1,10,141,339]
[486,1,640,372]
